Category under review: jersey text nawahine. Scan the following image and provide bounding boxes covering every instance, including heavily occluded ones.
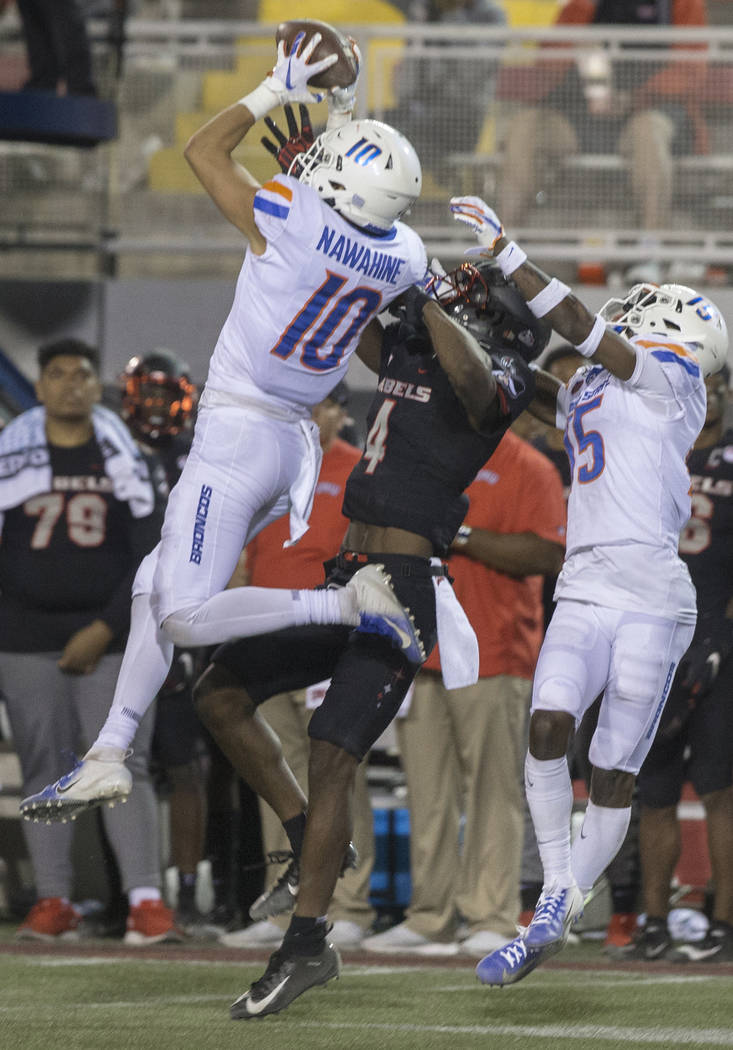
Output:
[316,226,406,286]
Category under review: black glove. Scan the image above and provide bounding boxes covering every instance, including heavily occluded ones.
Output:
[388,284,433,329]
[488,348,536,422]
[679,616,733,700]
[261,103,314,177]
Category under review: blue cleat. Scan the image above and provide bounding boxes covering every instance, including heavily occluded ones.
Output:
[476,933,565,987]
[20,747,132,824]
[346,563,425,664]
[524,882,584,949]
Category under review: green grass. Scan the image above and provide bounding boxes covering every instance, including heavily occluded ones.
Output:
[2,940,732,1050]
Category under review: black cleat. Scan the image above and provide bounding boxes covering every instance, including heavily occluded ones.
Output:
[230,940,341,1019]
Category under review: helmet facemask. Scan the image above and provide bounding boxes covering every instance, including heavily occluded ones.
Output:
[432,261,550,363]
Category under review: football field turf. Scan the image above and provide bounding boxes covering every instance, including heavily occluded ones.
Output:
[2,935,732,1050]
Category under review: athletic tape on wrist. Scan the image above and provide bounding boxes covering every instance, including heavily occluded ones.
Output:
[575,313,607,358]
[238,80,280,121]
[527,278,571,318]
[495,240,527,276]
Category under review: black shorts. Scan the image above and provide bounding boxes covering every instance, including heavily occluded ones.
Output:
[637,657,733,808]
[211,551,439,761]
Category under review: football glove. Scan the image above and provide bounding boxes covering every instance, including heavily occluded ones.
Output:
[261,103,314,176]
[267,33,338,106]
[489,348,536,422]
[679,616,733,700]
[450,195,504,252]
[327,36,361,127]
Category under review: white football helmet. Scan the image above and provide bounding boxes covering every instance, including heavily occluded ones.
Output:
[600,282,729,378]
[293,119,422,233]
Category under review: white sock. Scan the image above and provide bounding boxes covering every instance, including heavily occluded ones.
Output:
[571,799,632,897]
[162,584,359,647]
[525,753,575,889]
[128,887,161,908]
[95,593,174,752]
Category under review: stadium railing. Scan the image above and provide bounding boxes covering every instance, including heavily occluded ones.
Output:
[0,18,731,275]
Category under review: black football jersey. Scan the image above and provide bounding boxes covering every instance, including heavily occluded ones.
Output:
[0,436,162,651]
[680,427,733,620]
[343,321,530,553]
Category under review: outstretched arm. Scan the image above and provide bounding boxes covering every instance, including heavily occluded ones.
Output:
[184,33,339,250]
[450,196,637,381]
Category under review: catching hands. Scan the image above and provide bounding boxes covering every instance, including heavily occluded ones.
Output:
[450,195,504,253]
[261,103,314,176]
[268,32,338,106]
[327,36,362,126]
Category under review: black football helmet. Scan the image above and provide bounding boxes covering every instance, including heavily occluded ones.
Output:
[120,348,197,441]
[432,260,550,363]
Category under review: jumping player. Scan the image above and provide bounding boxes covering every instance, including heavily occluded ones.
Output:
[192,257,549,1018]
[448,194,729,986]
[21,33,429,822]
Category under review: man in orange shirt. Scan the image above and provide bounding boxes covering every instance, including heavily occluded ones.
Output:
[363,428,566,956]
[217,384,376,952]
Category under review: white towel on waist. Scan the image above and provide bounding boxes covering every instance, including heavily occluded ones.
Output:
[285,417,323,548]
[431,558,479,689]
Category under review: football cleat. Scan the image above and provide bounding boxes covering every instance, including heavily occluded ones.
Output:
[476,933,565,987]
[611,918,672,961]
[523,882,584,949]
[249,841,358,922]
[19,747,132,823]
[668,923,733,964]
[230,940,341,1019]
[346,563,425,664]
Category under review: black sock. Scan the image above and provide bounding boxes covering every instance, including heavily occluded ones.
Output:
[610,885,638,915]
[283,811,307,859]
[282,914,328,956]
[178,873,197,911]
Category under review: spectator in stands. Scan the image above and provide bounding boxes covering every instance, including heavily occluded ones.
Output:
[363,428,566,957]
[498,0,709,257]
[0,338,179,943]
[9,0,98,96]
[219,383,377,953]
[392,0,506,172]
[119,348,214,934]
[621,366,733,963]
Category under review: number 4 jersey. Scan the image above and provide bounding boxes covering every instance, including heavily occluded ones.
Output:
[206,174,428,408]
[554,334,707,622]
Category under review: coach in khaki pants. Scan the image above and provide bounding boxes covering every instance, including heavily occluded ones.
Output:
[363,430,566,956]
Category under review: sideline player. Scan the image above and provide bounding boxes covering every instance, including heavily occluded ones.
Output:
[193,257,549,1018]
[446,195,729,987]
[21,32,430,822]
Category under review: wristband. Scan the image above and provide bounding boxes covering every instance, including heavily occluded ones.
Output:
[495,240,527,277]
[238,80,280,121]
[454,525,472,548]
[575,313,607,358]
[527,278,571,318]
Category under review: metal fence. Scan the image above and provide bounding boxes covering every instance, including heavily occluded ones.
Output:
[1,18,732,278]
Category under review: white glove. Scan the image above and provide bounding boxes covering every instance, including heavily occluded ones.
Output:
[327,37,362,128]
[450,195,504,251]
[269,33,339,106]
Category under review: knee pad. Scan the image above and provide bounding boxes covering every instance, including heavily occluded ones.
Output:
[533,672,585,719]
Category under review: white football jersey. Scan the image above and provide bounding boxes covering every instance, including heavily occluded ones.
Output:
[206,174,427,409]
[554,334,706,621]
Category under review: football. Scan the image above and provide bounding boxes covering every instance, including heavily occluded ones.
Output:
[275,19,359,90]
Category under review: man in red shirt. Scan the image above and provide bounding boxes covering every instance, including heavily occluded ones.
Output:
[364,429,566,956]
[218,384,376,952]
